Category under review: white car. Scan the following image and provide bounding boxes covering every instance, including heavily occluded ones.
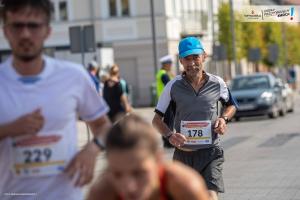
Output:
[281,83,295,113]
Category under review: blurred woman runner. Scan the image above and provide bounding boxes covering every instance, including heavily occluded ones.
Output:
[87,114,210,200]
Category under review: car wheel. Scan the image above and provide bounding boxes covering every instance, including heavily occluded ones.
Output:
[279,104,287,116]
[287,103,294,113]
[268,105,279,119]
[235,117,240,121]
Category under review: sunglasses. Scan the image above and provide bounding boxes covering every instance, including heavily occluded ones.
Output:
[5,22,47,33]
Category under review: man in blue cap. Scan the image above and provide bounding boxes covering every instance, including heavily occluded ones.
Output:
[152,37,237,200]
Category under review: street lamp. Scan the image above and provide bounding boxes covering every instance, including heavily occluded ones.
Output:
[229,0,238,73]
[150,0,158,77]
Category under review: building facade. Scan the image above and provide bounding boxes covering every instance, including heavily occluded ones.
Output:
[0,0,218,106]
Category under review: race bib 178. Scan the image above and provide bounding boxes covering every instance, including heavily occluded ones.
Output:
[181,120,212,145]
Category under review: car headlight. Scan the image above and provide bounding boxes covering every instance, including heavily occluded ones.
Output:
[259,91,273,102]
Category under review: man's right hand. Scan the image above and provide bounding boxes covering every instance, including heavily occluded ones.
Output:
[1,109,44,139]
[169,133,187,148]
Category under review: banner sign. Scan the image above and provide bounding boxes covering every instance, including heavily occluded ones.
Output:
[240,6,300,22]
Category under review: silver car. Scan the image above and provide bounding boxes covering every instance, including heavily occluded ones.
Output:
[231,73,286,120]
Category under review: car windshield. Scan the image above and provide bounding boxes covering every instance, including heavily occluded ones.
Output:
[231,76,270,90]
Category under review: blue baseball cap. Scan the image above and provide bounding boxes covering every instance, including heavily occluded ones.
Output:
[178,37,204,58]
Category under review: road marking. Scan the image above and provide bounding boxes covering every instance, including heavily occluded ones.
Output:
[258,133,300,147]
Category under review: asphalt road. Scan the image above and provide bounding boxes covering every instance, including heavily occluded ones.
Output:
[79,93,300,200]
[218,94,300,200]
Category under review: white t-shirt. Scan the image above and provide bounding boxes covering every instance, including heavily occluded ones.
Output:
[0,56,109,200]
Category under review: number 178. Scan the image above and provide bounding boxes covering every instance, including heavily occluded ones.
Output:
[188,130,203,137]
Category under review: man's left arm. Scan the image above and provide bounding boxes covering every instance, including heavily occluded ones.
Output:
[65,116,111,187]
[65,67,112,187]
[214,79,238,135]
[214,105,236,135]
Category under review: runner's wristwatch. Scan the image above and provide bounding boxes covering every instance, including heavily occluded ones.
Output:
[164,132,174,140]
[220,116,229,124]
[93,137,106,150]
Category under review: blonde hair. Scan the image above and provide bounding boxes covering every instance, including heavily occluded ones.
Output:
[109,64,120,76]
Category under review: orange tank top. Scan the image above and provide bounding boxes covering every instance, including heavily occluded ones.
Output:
[118,166,173,200]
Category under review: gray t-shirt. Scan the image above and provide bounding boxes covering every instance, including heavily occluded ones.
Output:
[155,72,236,150]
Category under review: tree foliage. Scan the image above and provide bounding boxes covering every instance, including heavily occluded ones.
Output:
[286,25,300,65]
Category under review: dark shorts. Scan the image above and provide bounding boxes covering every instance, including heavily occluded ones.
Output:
[173,146,225,193]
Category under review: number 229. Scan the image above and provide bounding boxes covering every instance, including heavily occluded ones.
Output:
[23,148,52,163]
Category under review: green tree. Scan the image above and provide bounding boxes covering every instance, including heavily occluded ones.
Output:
[261,23,284,67]
[217,3,243,62]
[240,22,264,60]
[218,3,231,60]
[286,25,300,66]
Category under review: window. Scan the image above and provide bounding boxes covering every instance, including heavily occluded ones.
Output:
[232,76,270,91]
[200,0,208,30]
[181,0,188,18]
[59,1,68,21]
[109,0,117,16]
[201,11,208,30]
[51,0,69,21]
[109,0,130,17]
[121,0,129,16]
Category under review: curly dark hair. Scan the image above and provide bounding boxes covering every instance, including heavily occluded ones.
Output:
[0,0,54,23]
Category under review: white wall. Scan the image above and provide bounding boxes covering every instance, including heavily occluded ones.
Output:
[0,0,220,106]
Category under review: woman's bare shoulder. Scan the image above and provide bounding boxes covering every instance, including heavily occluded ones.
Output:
[86,172,118,200]
[164,162,210,200]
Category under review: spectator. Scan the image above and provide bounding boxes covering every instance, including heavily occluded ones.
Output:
[156,55,176,148]
[103,64,132,122]
[87,60,100,93]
